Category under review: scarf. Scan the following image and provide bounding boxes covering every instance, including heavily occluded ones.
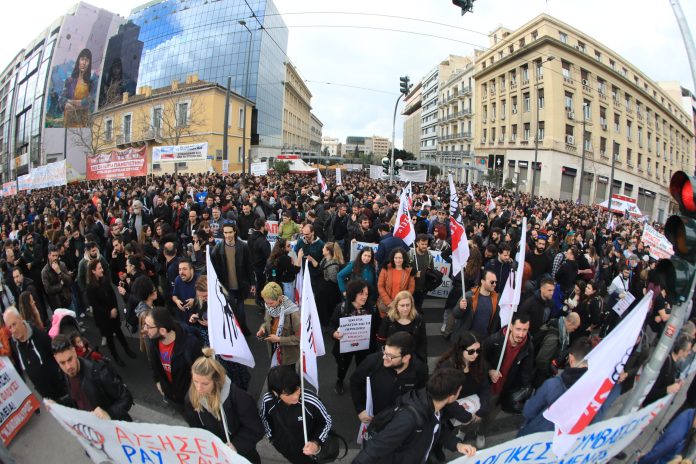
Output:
[267,298,299,367]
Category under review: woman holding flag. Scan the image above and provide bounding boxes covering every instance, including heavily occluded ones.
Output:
[257,282,300,368]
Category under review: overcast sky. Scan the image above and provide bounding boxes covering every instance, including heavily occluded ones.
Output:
[2,0,695,149]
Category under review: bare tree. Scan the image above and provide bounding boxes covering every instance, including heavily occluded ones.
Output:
[68,112,115,158]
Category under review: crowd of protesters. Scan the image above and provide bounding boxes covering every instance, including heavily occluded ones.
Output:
[0,169,694,463]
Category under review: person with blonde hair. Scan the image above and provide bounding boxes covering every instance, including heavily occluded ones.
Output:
[256,282,300,367]
[184,348,264,463]
[377,290,427,362]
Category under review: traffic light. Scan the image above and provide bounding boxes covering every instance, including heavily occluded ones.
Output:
[382,157,390,175]
[399,76,411,96]
[655,171,696,303]
[452,0,475,15]
[394,159,403,176]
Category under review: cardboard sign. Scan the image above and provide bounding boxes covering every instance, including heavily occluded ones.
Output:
[338,314,372,353]
[612,292,636,317]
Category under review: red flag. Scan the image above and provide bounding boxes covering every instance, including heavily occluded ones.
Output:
[393,189,415,246]
[448,174,469,273]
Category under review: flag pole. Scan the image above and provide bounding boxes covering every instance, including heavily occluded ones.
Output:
[300,355,308,445]
[495,308,515,372]
[412,242,419,272]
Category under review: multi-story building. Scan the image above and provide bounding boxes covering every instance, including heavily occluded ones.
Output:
[419,55,470,165]
[437,58,477,183]
[346,136,368,159]
[474,14,694,222]
[282,62,312,155]
[92,75,251,174]
[321,136,341,157]
[402,80,422,156]
[309,113,323,155]
[368,135,393,159]
[125,0,289,161]
[659,82,696,177]
[0,2,123,183]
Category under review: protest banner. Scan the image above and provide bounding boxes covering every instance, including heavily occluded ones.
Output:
[427,250,452,298]
[0,356,40,446]
[47,401,250,464]
[369,165,384,180]
[338,314,372,353]
[450,396,667,464]
[349,241,379,261]
[399,170,428,183]
[153,142,208,163]
[17,174,31,192]
[31,160,67,189]
[87,147,147,180]
[267,220,278,242]
[345,164,363,172]
[641,224,675,260]
[250,161,269,177]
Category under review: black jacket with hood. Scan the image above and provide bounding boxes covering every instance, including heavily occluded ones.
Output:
[10,321,65,400]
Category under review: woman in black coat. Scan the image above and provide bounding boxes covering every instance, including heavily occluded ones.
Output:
[184,348,264,463]
[86,259,135,366]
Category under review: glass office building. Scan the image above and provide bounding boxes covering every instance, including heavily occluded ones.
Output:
[123,0,288,153]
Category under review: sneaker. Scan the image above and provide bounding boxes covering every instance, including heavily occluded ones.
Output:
[334,379,344,395]
[475,434,486,449]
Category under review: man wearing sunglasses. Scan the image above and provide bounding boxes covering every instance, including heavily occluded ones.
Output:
[450,269,500,341]
[51,334,133,421]
[350,332,428,424]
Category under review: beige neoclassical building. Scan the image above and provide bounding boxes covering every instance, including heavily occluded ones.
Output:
[474,14,694,222]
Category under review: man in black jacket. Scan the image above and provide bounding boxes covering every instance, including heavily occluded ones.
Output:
[51,334,133,421]
[518,277,556,337]
[643,334,692,407]
[350,332,428,423]
[247,218,271,310]
[12,267,48,326]
[210,222,255,335]
[4,307,65,400]
[353,368,476,464]
[142,307,203,414]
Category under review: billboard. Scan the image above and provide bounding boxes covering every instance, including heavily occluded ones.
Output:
[87,146,147,180]
[152,142,208,163]
[99,22,143,108]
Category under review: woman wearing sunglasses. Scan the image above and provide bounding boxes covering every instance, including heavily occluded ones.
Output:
[434,331,491,455]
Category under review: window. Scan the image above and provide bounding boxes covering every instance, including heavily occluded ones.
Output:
[638,152,643,167]
[511,124,518,141]
[152,107,162,135]
[564,92,574,111]
[239,107,245,128]
[536,60,544,80]
[559,32,568,43]
[610,59,616,70]
[483,105,487,120]
[611,86,619,102]
[512,96,518,113]
[501,100,507,117]
[510,69,517,85]
[123,114,131,143]
[521,65,529,82]
[597,77,606,95]
[600,137,607,155]
[625,93,631,111]
[583,100,591,120]
[627,148,632,165]
[600,106,607,127]
[523,92,530,112]
[491,103,496,120]
[577,41,586,53]
[562,61,572,80]
[538,121,545,141]
[614,113,620,133]
[584,131,592,151]
[104,118,113,141]
[531,30,538,41]
[638,126,643,147]
[176,101,189,127]
[537,89,545,109]
[523,123,530,141]
[627,121,632,140]
[613,142,620,160]
[594,50,601,62]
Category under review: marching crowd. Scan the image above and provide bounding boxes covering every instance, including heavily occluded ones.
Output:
[0,169,695,464]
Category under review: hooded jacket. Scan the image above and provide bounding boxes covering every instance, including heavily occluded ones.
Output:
[518,366,587,436]
[184,377,264,463]
[10,321,65,400]
[353,389,459,464]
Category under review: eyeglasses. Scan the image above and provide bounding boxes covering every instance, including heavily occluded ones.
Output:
[465,348,481,355]
[488,281,497,285]
[142,323,157,330]
[381,346,402,360]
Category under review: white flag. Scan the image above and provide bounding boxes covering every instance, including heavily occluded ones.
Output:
[467,183,475,200]
[498,218,527,327]
[486,188,496,212]
[393,188,415,246]
[300,260,325,390]
[543,291,652,456]
[357,377,373,444]
[449,174,470,275]
[206,251,255,368]
[336,168,342,185]
[545,210,553,224]
[403,181,413,210]
[317,169,327,194]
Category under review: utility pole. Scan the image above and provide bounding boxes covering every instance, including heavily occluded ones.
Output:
[390,93,403,186]
[670,0,696,95]
[620,171,696,414]
[607,150,617,223]
[530,56,554,203]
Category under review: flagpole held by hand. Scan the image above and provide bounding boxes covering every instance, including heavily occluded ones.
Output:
[300,357,308,445]
[495,309,516,372]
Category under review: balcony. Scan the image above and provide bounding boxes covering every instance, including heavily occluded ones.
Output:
[116,134,131,147]
[461,86,472,96]
[598,91,607,102]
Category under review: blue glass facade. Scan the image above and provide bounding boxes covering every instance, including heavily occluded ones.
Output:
[124,0,288,148]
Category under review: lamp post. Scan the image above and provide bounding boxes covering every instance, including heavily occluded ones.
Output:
[530,55,555,204]
[239,20,253,175]
[577,102,588,204]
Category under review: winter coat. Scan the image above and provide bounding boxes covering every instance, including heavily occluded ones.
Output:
[451,287,500,340]
[59,357,133,420]
[41,261,73,309]
[337,261,377,294]
[353,389,459,464]
[260,298,301,366]
[377,266,415,308]
[518,290,553,336]
[86,280,120,333]
[638,408,696,464]
[329,301,379,357]
[483,329,535,397]
[518,367,587,436]
[374,233,407,267]
[184,378,264,463]
[377,315,427,363]
[247,230,271,271]
[210,239,255,297]
[10,322,65,400]
[147,325,203,404]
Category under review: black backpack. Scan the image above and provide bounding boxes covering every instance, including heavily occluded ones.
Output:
[365,402,424,443]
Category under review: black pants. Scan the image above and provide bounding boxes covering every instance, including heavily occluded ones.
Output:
[413,289,427,312]
[101,322,131,359]
[335,350,369,381]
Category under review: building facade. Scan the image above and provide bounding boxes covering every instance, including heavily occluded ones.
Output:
[282,62,312,155]
[309,113,323,155]
[126,0,288,160]
[367,135,393,159]
[474,14,694,222]
[402,79,422,156]
[0,2,123,183]
[321,136,340,157]
[92,75,251,174]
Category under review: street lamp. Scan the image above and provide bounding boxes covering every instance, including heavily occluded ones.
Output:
[530,55,555,204]
[239,20,253,175]
[577,101,589,204]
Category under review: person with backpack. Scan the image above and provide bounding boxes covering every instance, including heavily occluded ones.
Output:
[518,337,592,437]
[350,332,428,426]
[259,365,332,464]
[265,238,299,303]
[354,367,476,464]
[248,218,271,310]
[532,313,581,388]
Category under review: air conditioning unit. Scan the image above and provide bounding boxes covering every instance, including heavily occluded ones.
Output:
[601,122,608,130]
[566,135,575,144]
[512,108,518,114]
[567,111,575,119]
[582,79,589,86]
